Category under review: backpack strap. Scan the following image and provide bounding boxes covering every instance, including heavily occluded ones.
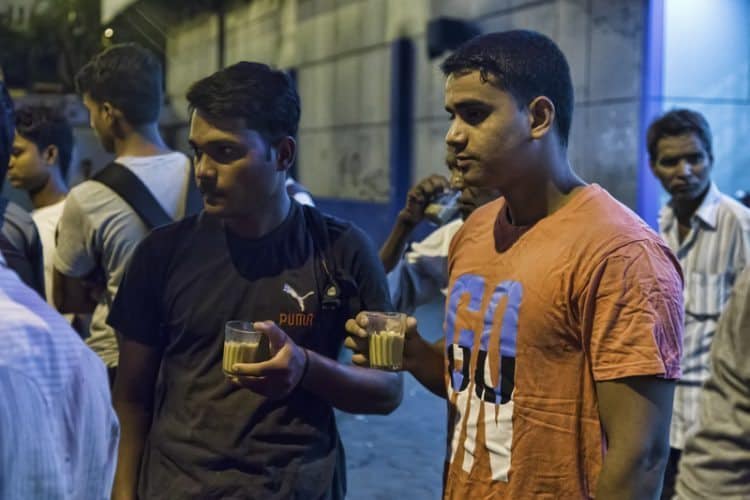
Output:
[93,162,172,229]
[302,205,342,311]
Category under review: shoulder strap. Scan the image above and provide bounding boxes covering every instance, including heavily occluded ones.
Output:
[302,205,343,310]
[93,162,172,229]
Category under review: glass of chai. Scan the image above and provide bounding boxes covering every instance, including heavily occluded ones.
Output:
[365,312,407,371]
[223,320,263,376]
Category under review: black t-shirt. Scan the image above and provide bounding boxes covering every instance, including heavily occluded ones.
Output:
[108,202,391,499]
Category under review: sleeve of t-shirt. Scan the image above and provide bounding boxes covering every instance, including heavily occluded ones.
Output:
[54,191,97,278]
[106,232,165,346]
[338,224,393,313]
[581,239,684,382]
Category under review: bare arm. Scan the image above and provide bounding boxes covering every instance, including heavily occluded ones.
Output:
[52,267,98,314]
[379,174,450,272]
[345,315,446,399]
[595,376,674,500]
[379,219,417,273]
[303,350,403,414]
[111,337,162,500]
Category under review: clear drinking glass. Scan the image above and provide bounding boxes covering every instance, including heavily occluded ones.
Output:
[424,190,461,226]
[365,312,407,371]
[223,320,262,376]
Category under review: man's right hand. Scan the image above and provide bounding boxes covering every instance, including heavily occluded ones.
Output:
[397,174,451,227]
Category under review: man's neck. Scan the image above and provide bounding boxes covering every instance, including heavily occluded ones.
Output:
[223,193,292,239]
[672,184,710,227]
[29,171,68,210]
[503,157,585,226]
[113,123,170,158]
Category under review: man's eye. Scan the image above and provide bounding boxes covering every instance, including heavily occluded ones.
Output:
[660,158,678,167]
[463,109,487,125]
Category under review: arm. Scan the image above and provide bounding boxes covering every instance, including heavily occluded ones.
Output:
[53,192,100,313]
[111,338,162,500]
[52,267,99,314]
[595,376,674,500]
[379,174,450,272]
[345,315,446,398]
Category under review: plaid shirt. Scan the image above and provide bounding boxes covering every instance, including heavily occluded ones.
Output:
[659,183,750,449]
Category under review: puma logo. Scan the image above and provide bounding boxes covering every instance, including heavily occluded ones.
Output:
[283,283,315,312]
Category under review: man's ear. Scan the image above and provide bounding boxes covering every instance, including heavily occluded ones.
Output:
[275,136,297,172]
[528,96,555,140]
[42,144,59,167]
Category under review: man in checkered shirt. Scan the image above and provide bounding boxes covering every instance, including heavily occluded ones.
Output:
[647,109,750,499]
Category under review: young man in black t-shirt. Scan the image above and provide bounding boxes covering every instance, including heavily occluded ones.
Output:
[108,62,403,500]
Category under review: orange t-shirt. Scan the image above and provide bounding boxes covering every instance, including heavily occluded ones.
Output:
[443,184,683,499]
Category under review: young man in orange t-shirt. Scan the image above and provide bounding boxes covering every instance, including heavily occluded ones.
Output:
[347,30,684,499]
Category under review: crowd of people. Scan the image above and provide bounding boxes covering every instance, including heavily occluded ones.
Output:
[0,29,748,500]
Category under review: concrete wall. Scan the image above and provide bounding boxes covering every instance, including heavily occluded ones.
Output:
[661,0,750,200]
[160,0,649,243]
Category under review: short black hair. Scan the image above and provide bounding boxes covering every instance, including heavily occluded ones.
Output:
[441,30,574,147]
[15,105,74,178]
[186,62,300,140]
[0,82,14,186]
[647,109,713,163]
[75,43,163,125]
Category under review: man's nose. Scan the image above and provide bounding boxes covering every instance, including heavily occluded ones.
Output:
[678,158,693,176]
[445,121,467,151]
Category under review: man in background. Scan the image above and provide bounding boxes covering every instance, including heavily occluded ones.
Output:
[0,83,44,297]
[380,156,499,314]
[53,43,193,378]
[8,105,73,308]
[647,108,750,498]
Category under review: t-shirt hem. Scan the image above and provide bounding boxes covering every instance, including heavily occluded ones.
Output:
[593,360,681,382]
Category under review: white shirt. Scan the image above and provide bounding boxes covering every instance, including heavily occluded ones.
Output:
[0,253,119,499]
[32,199,65,307]
[659,182,750,449]
[387,219,463,314]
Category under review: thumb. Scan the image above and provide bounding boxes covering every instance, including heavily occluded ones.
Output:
[406,316,419,337]
[254,321,288,352]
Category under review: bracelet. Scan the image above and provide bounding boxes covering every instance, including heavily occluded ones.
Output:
[292,347,310,392]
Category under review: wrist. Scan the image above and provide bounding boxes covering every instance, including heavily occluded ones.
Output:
[294,347,311,392]
[396,211,420,229]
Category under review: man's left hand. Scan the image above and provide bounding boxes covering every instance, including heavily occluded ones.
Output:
[229,321,307,398]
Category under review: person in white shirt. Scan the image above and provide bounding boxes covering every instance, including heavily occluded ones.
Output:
[8,105,73,308]
[53,43,193,379]
[647,108,750,499]
[380,156,500,314]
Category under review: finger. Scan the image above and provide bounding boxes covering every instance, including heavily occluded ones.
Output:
[231,376,271,394]
[355,312,369,328]
[254,321,288,352]
[232,360,283,377]
[345,318,367,338]
[405,316,419,339]
[351,353,369,366]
